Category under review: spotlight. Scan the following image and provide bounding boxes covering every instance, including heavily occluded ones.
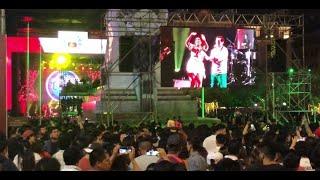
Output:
[57,56,66,65]
[282,102,287,106]
[50,53,71,70]
[288,68,294,75]
[254,103,258,107]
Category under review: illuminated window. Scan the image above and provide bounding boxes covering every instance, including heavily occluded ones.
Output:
[279,26,291,39]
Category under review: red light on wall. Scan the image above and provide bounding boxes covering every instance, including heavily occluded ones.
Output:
[22,16,33,23]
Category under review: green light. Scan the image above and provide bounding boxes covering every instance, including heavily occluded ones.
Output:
[288,68,294,74]
[26,22,30,117]
[202,87,205,118]
[173,28,190,72]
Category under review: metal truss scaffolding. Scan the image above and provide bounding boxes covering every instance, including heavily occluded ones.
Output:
[268,71,312,123]
[102,9,306,124]
[101,9,168,126]
[168,12,303,28]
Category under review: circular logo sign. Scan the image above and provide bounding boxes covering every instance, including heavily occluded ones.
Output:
[45,71,80,101]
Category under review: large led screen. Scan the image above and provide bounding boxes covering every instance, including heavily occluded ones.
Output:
[160,27,256,89]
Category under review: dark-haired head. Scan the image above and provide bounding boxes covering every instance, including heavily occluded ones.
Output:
[311,143,320,169]
[214,124,226,135]
[89,147,110,171]
[258,142,282,164]
[21,149,36,171]
[294,141,309,157]
[111,154,130,171]
[215,158,241,171]
[146,163,156,171]
[283,152,300,170]
[63,146,82,166]
[35,158,61,171]
[166,133,182,154]
[216,134,227,147]
[228,139,242,156]
[152,160,186,171]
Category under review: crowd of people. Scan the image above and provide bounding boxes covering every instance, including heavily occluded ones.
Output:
[1,112,320,171]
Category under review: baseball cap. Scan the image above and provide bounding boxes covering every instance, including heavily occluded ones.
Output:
[167,120,176,128]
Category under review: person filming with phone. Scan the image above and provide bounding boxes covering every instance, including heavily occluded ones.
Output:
[129,140,159,171]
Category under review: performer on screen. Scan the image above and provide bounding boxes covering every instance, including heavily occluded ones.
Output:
[238,32,254,84]
[185,32,209,88]
[241,33,251,49]
[207,36,229,88]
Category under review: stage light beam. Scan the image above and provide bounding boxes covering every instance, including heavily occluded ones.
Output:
[173,28,190,72]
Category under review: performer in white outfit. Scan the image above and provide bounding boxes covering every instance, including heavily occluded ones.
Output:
[185,32,209,88]
[206,36,229,88]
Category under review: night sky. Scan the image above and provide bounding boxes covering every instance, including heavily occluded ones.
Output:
[5,9,320,35]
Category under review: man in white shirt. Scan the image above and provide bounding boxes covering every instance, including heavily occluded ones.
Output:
[129,140,159,171]
[52,149,65,168]
[207,36,229,88]
[203,124,227,163]
[61,146,82,171]
[206,134,227,165]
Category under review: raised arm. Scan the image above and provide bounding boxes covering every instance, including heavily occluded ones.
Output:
[185,32,197,50]
[128,147,141,171]
[301,115,315,137]
[243,120,250,136]
[205,48,215,61]
[202,50,211,61]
